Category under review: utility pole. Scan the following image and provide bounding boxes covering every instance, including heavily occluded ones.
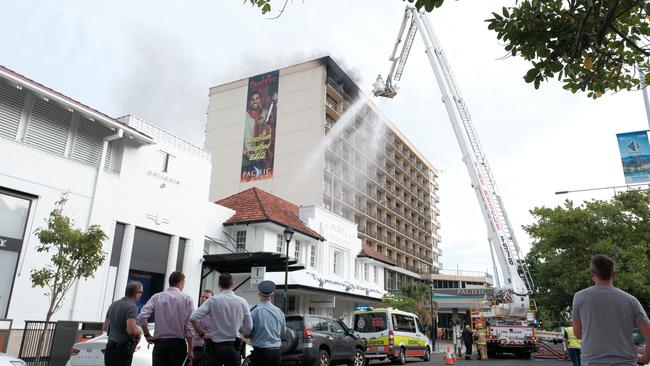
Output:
[639,68,650,129]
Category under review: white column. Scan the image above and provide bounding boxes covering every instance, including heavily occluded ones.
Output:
[182,239,197,296]
[166,235,180,284]
[182,239,193,276]
[114,224,135,301]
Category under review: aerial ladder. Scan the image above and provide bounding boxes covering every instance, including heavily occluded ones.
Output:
[372,6,536,319]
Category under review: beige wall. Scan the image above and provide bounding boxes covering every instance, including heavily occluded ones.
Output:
[206,61,326,205]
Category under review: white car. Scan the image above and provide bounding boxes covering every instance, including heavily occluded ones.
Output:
[67,330,252,366]
[0,353,25,366]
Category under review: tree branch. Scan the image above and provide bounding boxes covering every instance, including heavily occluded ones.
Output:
[610,25,650,56]
[266,0,289,20]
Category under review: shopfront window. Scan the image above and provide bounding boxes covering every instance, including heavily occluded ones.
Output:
[0,191,32,319]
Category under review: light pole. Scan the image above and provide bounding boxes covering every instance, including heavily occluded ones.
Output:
[429,281,436,351]
[283,227,294,314]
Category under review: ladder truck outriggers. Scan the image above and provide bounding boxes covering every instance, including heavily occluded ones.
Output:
[372,6,541,358]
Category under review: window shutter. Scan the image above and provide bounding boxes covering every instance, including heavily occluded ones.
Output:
[71,116,112,167]
[24,98,71,156]
[0,80,26,140]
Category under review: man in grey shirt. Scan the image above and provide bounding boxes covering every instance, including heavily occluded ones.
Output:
[191,273,253,366]
[572,255,650,365]
[103,282,143,366]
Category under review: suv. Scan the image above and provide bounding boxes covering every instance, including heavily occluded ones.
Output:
[244,315,365,366]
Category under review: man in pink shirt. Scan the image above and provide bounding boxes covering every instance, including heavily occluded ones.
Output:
[138,272,195,366]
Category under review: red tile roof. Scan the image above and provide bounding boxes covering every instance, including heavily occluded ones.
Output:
[358,244,396,266]
[216,187,324,241]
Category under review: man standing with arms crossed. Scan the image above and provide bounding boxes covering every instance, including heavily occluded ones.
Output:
[572,255,650,365]
[191,273,252,366]
[104,282,143,366]
[138,272,195,366]
[192,290,214,366]
[249,281,286,366]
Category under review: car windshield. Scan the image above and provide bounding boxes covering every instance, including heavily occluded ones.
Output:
[354,312,387,332]
[286,317,303,332]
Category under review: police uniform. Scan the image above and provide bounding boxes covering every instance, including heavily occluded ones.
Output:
[250,281,286,366]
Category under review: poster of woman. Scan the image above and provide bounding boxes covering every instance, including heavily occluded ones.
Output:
[241,70,279,182]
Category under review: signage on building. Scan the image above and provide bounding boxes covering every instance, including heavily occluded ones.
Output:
[0,236,22,252]
[146,170,181,185]
[305,271,383,297]
[616,130,650,184]
[250,266,266,288]
[309,295,336,308]
[241,70,279,182]
[433,288,495,296]
[322,221,357,244]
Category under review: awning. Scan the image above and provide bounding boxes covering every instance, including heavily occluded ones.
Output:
[202,252,305,273]
[263,270,387,301]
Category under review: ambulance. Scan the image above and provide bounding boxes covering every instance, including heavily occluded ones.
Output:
[353,308,431,365]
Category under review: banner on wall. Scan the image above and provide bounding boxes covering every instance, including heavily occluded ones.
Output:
[241,70,279,182]
[616,130,650,184]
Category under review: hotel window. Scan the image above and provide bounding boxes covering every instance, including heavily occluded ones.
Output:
[276,234,284,253]
[373,266,379,284]
[333,250,343,276]
[364,263,369,281]
[309,245,317,268]
[294,240,301,261]
[235,231,246,253]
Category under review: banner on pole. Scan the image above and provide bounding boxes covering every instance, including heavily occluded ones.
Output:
[616,130,650,184]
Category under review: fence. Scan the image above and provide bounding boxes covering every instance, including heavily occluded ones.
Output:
[19,321,56,366]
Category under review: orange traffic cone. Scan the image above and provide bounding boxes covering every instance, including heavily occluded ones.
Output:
[444,347,456,365]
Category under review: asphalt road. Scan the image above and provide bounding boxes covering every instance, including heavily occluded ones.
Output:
[368,355,568,366]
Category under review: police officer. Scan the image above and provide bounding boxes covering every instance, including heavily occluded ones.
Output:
[250,281,286,366]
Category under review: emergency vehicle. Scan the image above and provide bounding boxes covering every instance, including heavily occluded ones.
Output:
[353,308,431,365]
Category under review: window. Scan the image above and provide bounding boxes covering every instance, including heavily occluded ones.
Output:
[277,234,284,253]
[354,312,387,332]
[333,251,339,274]
[236,231,246,253]
[310,316,333,332]
[309,245,317,268]
[392,314,416,333]
[374,265,379,284]
[363,263,369,281]
[294,240,301,261]
[159,150,174,172]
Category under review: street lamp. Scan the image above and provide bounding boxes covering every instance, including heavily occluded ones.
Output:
[429,281,436,351]
[283,227,295,314]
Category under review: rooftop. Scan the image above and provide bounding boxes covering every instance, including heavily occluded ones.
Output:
[216,187,324,241]
[358,243,397,266]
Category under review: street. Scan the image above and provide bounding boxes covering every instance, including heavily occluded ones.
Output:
[370,355,568,366]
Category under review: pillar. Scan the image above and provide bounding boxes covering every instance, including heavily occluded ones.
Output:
[113,224,135,301]
[165,235,180,284]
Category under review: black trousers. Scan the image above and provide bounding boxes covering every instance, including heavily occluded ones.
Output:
[251,348,281,366]
[205,343,241,366]
[153,339,187,366]
[464,341,473,356]
[192,346,206,366]
[105,339,134,366]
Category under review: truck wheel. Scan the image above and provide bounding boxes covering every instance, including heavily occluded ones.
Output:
[422,347,430,361]
[521,351,532,359]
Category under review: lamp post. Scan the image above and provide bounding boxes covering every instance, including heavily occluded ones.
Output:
[429,281,436,351]
[283,227,294,314]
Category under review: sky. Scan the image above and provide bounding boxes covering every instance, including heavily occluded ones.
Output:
[3,0,649,281]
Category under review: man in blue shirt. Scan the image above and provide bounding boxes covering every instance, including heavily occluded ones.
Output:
[250,280,286,366]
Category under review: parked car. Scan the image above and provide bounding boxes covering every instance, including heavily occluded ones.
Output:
[0,353,25,366]
[243,315,365,366]
[67,326,251,366]
[352,308,431,364]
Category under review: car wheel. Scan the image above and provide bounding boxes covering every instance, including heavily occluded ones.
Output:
[242,356,251,366]
[318,350,330,366]
[422,347,430,361]
[349,348,364,366]
[394,348,406,365]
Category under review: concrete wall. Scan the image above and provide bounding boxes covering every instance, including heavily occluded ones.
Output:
[206,60,326,206]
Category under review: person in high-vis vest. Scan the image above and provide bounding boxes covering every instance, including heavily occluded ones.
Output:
[475,323,488,361]
[564,326,581,366]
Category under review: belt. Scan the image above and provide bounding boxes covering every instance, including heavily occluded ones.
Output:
[214,341,235,346]
[155,338,185,343]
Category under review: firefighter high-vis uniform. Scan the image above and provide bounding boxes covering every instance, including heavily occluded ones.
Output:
[476,325,488,361]
[565,327,581,349]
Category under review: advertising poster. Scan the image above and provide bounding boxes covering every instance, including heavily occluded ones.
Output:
[241,70,279,182]
[616,130,650,184]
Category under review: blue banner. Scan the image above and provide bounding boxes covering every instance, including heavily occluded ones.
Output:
[617,130,650,184]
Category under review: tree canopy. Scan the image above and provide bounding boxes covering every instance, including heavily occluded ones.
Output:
[381,282,436,327]
[524,190,650,327]
[247,0,650,98]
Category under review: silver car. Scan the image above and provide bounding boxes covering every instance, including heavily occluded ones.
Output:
[0,353,26,366]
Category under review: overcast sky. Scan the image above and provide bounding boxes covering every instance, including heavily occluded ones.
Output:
[4,0,648,281]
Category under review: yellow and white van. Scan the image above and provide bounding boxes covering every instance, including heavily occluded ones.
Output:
[353,308,431,364]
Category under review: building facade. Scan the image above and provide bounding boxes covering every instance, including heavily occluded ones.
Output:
[0,66,232,353]
[201,188,390,326]
[205,57,441,284]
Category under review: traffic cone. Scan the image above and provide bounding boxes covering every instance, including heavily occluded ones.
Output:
[444,347,456,365]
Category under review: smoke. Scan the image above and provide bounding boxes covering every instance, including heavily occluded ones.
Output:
[112,26,208,145]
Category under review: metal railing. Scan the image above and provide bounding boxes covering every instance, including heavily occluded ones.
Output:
[19,321,56,366]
